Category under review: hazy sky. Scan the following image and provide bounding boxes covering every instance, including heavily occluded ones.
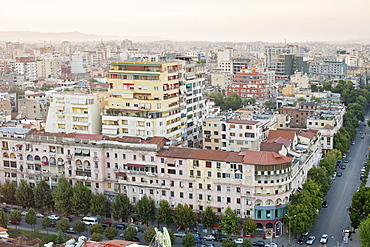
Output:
[2,0,370,42]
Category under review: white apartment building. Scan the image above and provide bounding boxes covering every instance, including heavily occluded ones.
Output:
[71,52,90,74]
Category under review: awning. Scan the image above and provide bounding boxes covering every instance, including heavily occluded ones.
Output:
[126,163,146,168]
[134,92,151,95]
[15,144,22,147]
[117,172,127,177]
[75,148,82,154]
[82,149,90,154]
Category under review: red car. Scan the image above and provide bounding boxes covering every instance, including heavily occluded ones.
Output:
[9,220,20,225]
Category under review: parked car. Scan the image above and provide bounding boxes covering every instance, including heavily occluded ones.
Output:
[115,223,126,230]
[341,164,346,169]
[0,208,8,213]
[337,172,343,177]
[217,236,229,242]
[48,215,60,220]
[63,217,72,222]
[195,237,202,244]
[50,220,57,227]
[265,243,278,247]
[66,227,76,234]
[252,241,265,246]
[174,232,186,237]
[301,232,309,236]
[306,236,315,245]
[297,235,305,244]
[203,234,217,241]
[9,220,20,225]
[351,140,355,145]
[101,222,112,228]
[234,238,244,244]
[320,234,328,244]
[201,244,215,247]
[36,213,44,218]
[322,201,328,208]
[21,211,28,216]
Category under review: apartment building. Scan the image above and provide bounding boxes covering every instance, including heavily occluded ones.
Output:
[279,102,319,128]
[102,61,182,142]
[0,127,317,236]
[227,67,269,100]
[45,91,106,134]
[18,92,48,120]
[265,45,299,70]
[309,59,347,77]
[36,58,61,79]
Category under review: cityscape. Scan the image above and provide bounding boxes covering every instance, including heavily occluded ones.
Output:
[1,0,370,247]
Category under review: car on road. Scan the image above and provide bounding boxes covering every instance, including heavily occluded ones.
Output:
[234,238,244,244]
[252,241,265,246]
[265,243,278,247]
[36,213,44,218]
[50,220,57,227]
[63,217,72,222]
[66,227,76,234]
[195,236,202,244]
[115,223,126,229]
[341,164,346,169]
[297,235,305,244]
[48,215,60,220]
[361,135,365,139]
[351,140,355,145]
[320,234,328,244]
[21,211,28,216]
[101,222,112,228]
[301,232,309,236]
[337,172,343,177]
[217,236,229,242]
[306,236,315,245]
[342,153,347,158]
[203,235,217,241]
[201,244,215,247]
[322,201,328,208]
[174,232,186,237]
[9,220,20,225]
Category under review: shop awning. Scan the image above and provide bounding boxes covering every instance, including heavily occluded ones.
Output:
[126,163,146,168]
[117,172,127,177]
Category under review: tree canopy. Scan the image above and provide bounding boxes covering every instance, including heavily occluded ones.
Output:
[220,206,239,235]
[136,195,155,225]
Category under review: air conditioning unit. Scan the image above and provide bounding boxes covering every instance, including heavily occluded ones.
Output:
[67,165,71,168]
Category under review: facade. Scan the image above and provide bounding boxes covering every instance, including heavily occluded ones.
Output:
[71,52,90,74]
[309,59,347,77]
[227,67,269,100]
[265,45,299,70]
[17,93,48,120]
[45,91,106,134]
[102,61,182,142]
[36,58,61,79]
[279,102,319,128]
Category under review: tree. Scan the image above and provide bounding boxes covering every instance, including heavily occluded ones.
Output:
[56,218,70,232]
[104,226,118,240]
[243,98,256,105]
[243,218,257,236]
[224,93,242,111]
[156,200,172,226]
[359,216,370,246]
[349,187,370,228]
[73,220,86,235]
[136,195,155,226]
[173,203,196,231]
[322,81,332,91]
[71,182,92,215]
[90,193,109,217]
[202,207,216,231]
[91,232,103,242]
[15,179,34,208]
[0,211,8,228]
[241,239,252,247]
[41,217,52,234]
[90,223,104,234]
[40,83,51,91]
[8,86,25,97]
[263,99,274,109]
[143,226,156,244]
[33,180,53,211]
[167,228,175,245]
[308,167,330,195]
[52,176,73,214]
[55,230,65,244]
[310,83,318,92]
[222,237,237,247]
[208,92,225,109]
[25,208,37,230]
[220,206,239,235]
[182,233,196,247]
[0,180,16,204]
[9,210,21,229]
[111,194,132,222]
[124,226,138,241]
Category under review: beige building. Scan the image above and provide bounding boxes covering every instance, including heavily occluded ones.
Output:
[18,93,48,120]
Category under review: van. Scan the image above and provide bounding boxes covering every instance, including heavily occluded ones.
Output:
[81,216,98,226]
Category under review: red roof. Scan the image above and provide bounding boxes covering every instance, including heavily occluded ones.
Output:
[243,151,292,165]
[267,130,295,142]
[227,119,259,125]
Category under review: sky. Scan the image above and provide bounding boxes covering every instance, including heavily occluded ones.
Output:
[1,0,370,42]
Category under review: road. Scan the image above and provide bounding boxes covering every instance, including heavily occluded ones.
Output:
[308,108,370,247]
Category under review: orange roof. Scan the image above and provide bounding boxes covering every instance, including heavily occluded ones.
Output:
[260,142,284,153]
[243,151,292,165]
[267,130,295,142]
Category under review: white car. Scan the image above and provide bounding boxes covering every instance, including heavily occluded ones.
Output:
[234,238,244,244]
[36,213,44,218]
[320,234,328,244]
[265,243,278,247]
[21,211,28,216]
[174,232,186,237]
[203,235,217,241]
[48,215,60,220]
[306,236,315,245]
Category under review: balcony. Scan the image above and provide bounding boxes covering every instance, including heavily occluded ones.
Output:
[93,156,99,161]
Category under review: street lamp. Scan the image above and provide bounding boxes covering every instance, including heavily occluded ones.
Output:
[286,214,296,247]
[332,236,339,247]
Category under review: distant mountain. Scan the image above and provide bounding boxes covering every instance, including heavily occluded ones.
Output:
[0,31,163,42]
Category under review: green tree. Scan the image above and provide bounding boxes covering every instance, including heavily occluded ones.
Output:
[222,237,237,247]
[15,179,34,208]
[136,195,155,226]
[173,203,196,231]
[322,81,332,91]
[73,220,86,235]
[56,218,70,232]
[111,194,132,222]
[40,83,51,91]
[243,98,256,105]
[8,86,25,97]
[157,200,172,226]
[0,211,8,228]
[224,93,242,111]
[52,176,73,214]
[310,96,322,103]
[0,180,16,204]
[25,208,37,230]
[302,179,323,209]
[208,92,225,109]
[202,206,216,231]
[349,187,370,228]
[308,167,331,195]
[41,217,52,234]
[55,230,64,244]
[241,239,252,247]
[124,226,138,241]
[167,228,175,245]
[90,223,104,234]
[310,83,318,92]
[104,226,118,240]
[9,210,21,229]
[34,180,53,211]
[182,232,196,247]
[243,218,257,236]
[71,182,92,215]
[90,193,109,217]
[143,226,156,244]
[220,206,239,235]
[91,232,103,242]
[263,99,274,109]
[359,216,370,246]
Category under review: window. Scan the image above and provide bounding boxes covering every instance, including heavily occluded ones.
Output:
[154,86,159,91]
[237,198,241,204]
[198,183,203,189]
[179,170,183,175]
[236,187,241,193]
[170,191,174,197]
[217,162,221,169]
[217,196,221,202]
[190,170,194,176]
[107,183,111,188]
[206,161,211,168]
[227,197,231,203]
[106,152,110,158]
[133,155,137,160]
[196,170,201,177]
[189,182,193,188]
[189,193,193,199]
[142,155,145,161]
[107,162,110,168]
[161,158,165,163]
[180,192,184,198]
[151,156,154,162]
[199,194,203,200]
[162,190,166,196]
[114,153,118,158]
[122,154,126,159]
[207,171,212,177]
[217,185,221,191]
